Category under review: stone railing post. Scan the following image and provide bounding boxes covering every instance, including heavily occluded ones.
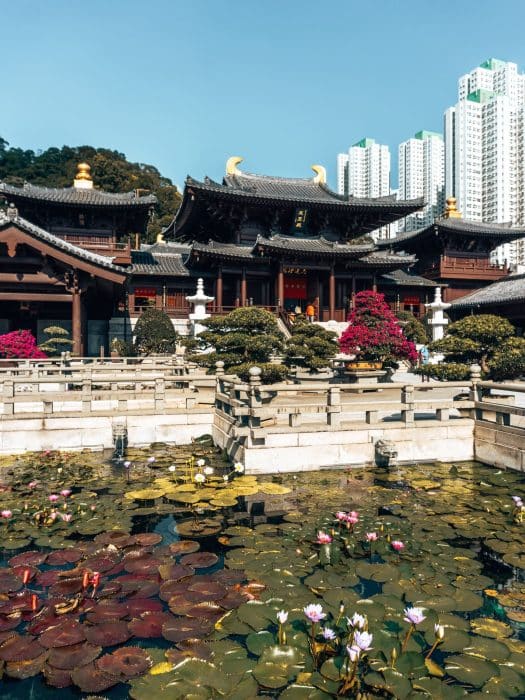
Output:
[327,386,341,427]
[469,363,482,419]
[3,379,14,415]
[401,384,415,424]
[248,366,262,427]
[154,376,166,411]
[82,372,92,413]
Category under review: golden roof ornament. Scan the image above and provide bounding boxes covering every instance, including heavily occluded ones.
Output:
[73,162,94,190]
[226,156,243,176]
[311,165,327,184]
[443,196,462,219]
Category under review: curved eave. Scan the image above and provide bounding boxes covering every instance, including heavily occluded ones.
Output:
[0,183,157,210]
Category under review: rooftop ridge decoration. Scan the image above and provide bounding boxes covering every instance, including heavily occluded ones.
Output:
[442,196,462,219]
[73,162,93,190]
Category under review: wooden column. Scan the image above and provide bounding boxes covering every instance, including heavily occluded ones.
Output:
[372,274,377,293]
[240,268,247,307]
[329,267,335,320]
[72,290,83,356]
[277,265,284,308]
[216,267,223,312]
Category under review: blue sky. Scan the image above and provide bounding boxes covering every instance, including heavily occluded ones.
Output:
[2,0,525,190]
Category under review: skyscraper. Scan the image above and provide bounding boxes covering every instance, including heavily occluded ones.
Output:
[336,138,392,239]
[444,58,525,266]
[398,130,444,231]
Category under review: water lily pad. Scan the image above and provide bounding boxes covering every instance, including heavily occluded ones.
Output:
[48,641,102,670]
[71,662,119,692]
[97,647,153,678]
[246,630,276,656]
[471,617,513,638]
[445,654,500,687]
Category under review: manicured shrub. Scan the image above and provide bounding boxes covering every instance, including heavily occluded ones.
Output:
[134,308,177,354]
[232,362,288,384]
[284,321,338,371]
[416,362,470,381]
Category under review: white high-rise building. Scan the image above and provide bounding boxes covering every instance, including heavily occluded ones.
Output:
[444,58,525,266]
[336,138,391,239]
[398,130,445,231]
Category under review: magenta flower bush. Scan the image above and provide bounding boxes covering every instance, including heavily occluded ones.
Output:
[339,291,417,364]
[0,330,47,359]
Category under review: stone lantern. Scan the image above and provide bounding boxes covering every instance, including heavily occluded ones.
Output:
[186,278,214,336]
[425,287,451,342]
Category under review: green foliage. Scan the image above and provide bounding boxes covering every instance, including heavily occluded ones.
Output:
[38,326,74,355]
[416,362,471,381]
[232,362,288,384]
[284,321,338,371]
[193,308,285,382]
[396,311,429,344]
[134,308,177,354]
[110,338,136,357]
[0,137,181,243]
[431,314,516,373]
[490,336,525,381]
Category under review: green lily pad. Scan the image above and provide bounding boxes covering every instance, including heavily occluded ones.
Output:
[445,654,500,687]
[246,631,276,656]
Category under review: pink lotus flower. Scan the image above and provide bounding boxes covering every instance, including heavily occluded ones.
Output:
[48,494,59,503]
[346,645,361,662]
[345,516,359,525]
[322,627,336,640]
[28,481,38,489]
[335,511,347,521]
[316,531,332,544]
[49,511,58,521]
[60,489,72,498]
[61,513,73,523]
[304,604,326,622]
[347,612,366,630]
[349,511,359,519]
[277,610,288,624]
[366,532,378,542]
[1,510,12,519]
[403,607,426,625]
[391,540,404,551]
[147,457,156,464]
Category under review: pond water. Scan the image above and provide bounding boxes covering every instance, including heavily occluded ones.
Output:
[0,445,523,698]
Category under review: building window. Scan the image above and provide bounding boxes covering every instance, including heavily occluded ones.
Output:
[134,287,156,311]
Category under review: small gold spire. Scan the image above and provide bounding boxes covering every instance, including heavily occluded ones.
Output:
[443,196,462,219]
[73,162,94,189]
[311,165,327,184]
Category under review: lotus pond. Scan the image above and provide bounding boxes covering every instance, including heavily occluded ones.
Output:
[0,444,523,699]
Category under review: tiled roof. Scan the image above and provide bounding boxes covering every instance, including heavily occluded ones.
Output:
[0,182,157,207]
[255,235,374,256]
[354,252,416,267]
[450,272,525,308]
[378,217,525,248]
[185,174,424,211]
[379,269,439,287]
[131,246,190,276]
[0,210,127,273]
[191,241,257,260]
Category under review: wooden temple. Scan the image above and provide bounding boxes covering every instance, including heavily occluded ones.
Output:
[2,158,524,354]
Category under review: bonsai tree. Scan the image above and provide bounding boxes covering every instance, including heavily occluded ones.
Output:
[430,314,514,374]
[284,321,338,371]
[426,313,524,380]
[339,291,417,365]
[193,307,286,383]
[0,330,47,359]
[396,310,429,345]
[134,308,177,354]
[39,325,74,355]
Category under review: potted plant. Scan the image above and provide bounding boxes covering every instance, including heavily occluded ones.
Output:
[339,291,417,370]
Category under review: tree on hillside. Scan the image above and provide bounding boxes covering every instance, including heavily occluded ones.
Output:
[0,137,181,242]
[430,314,514,374]
[284,321,338,371]
[193,307,286,383]
[339,291,417,365]
[134,308,178,355]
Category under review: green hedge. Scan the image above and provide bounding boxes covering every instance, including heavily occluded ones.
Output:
[416,362,470,381]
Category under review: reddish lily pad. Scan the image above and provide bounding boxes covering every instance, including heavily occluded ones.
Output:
[97,647,153,678]
[43,663,73,688]
[169,540,201,556]
[128,612,174,638]
[124,554,162,575]
[95,531,132,547]
[49,578,83,596]
[36,570,61,587]
[0,634,46,661]
[11,565,39,583]
[86,601,129,623]
[8,551,48,568]
[180,552,219,569]
[5,650,48,679]
[71,662,120,692]
[159,579,190,602]
[186,601,224,622]
[120,578,159,599]
[83,555,119,573]
[84,620,132,646]
[213,569,245,585]
[126,598,164,617]
[187,580,227,602]
[162,617,214,643]
[39,620,86,648]
[48,641,102,670]
[158,563,194,581]
[46,549,82,565]
[0,612,22,632]
[132,533,163,546]
[218,590,249,610]
[0,571,22,594]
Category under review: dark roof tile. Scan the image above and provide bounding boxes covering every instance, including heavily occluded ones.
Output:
[450,272,525,307]
[0,182,157,208]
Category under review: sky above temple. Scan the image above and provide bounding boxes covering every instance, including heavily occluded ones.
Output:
[3,0,525,190]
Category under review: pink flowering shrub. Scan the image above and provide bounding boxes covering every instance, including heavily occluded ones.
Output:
[0,330,47,359]
[339,291,417,363]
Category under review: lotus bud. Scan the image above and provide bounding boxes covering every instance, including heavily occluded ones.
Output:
[390,647,397,666]
[31,594,38,611]
[339,602,345,614]
[82,571,90,590]
[434,623,445,641]
[196,459,206,467]
[22,569,31,585]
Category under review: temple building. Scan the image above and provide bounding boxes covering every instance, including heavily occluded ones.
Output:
[2,158,524,355]
[377,197,525,302]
